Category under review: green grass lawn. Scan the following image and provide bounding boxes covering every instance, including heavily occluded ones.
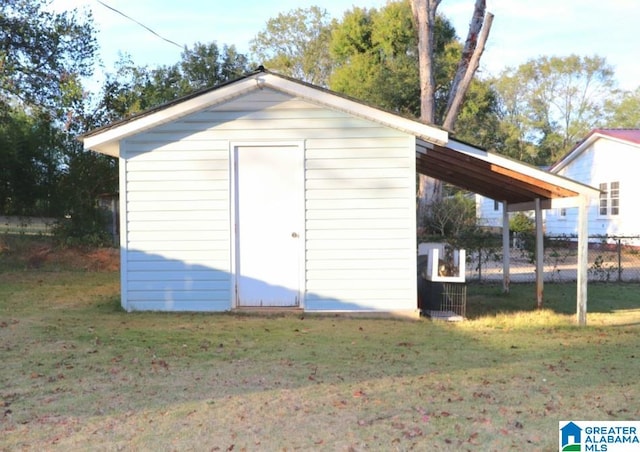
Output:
[1,268,639,451]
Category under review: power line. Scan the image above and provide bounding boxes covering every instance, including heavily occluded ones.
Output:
[95,0,184,50]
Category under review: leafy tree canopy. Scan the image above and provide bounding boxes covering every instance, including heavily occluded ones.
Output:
[98,42,249,122]
[0,0,96,114]
[328,0,457,119]
[250,6,334,86]
[492,54,617,165]
[604,86,640,128]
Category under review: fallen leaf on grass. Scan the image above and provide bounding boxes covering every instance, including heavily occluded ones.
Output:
[397,342,414,347]
[333,400,347,408]
[151,359,169,370]
[403,427,423,438]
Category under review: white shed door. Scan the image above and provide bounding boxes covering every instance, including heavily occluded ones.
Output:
[235,144,303,307]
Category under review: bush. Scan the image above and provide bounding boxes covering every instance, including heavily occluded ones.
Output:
[52,207,114,248]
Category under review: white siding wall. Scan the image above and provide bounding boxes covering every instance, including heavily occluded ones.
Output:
[475,194,504,228]
[121,88,417,312]
[547,139,640,241]
[121,137,232,311]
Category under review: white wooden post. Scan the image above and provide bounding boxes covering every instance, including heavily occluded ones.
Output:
[502,201,510,293]
[577,194,589,326]
[535,198,544,308]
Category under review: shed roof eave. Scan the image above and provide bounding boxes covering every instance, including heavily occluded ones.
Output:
[444,138,599,199]
[81,138,119,158]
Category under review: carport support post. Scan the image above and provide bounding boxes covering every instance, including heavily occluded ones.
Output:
[502,201,510,293]
[535,198,544,308]
[577,194,588,326]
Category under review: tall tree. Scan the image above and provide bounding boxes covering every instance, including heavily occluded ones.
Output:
[493,54,617,164]
[0,0,96,113]
[411,0,493,129]
[410,0,440,123]
[442,0,493,130]
[0,108,61,216]
[410,0,493,228]
[329,1,457,118]
[250,6,334,85]
[98,42,249,121]
[604,87,640,128]
[0,0,97,219]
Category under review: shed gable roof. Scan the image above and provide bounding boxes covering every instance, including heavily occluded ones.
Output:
[82,69,447,158]
[82,68,598,209]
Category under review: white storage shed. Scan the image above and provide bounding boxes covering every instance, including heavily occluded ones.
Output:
[82,69,597,318]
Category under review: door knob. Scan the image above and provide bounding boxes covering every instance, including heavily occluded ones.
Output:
[291,232,299,238]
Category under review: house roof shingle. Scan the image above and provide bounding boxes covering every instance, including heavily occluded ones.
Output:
[550,128,640,172]
[590,128,640,145]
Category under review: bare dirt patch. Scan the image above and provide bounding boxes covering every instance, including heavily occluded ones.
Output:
[0,236,119,271]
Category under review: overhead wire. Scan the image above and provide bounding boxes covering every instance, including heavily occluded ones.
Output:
[95,0,185,50]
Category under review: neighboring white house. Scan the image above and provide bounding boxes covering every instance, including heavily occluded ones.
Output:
[81,69,596,315]
[545,129,640,244]
[475,129,640,245]
[475,195,506,229]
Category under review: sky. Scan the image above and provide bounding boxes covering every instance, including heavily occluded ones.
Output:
[50,0,640,93]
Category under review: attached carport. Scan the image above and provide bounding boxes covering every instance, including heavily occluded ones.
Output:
[415,137,599,325]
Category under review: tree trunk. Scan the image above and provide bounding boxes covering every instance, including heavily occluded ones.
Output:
[443,7,494,130]
[411,0,441,228]
[411,0,441,124]
[412,0,493,228]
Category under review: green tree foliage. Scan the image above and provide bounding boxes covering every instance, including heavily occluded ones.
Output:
[0,108,62,216]
[0,0,99,228]
[98,42,249,121]
[326,1,501,152]
[604,87,640,128]
[0,0,96,113]
[492,55,617,165]
[54,134,118,246]
[250,6,334,85]
[329,1,458,118]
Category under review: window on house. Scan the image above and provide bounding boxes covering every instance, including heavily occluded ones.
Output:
[610,181,620,215]
[599,183,608,215]
[599,182,620,216]
[493,200,500,211]
[559,208,567,218]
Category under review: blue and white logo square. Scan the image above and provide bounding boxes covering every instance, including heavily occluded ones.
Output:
[559,421,640,451]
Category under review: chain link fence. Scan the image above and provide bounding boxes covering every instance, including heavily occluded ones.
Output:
[464,234,640,283]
